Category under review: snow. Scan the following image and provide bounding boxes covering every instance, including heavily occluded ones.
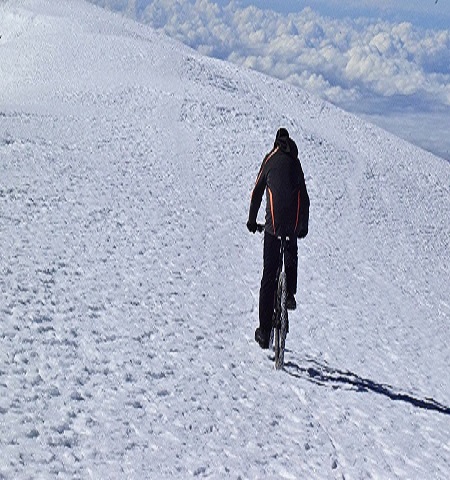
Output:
[1,1,449,478]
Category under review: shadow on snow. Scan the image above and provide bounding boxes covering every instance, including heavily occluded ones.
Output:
[284,358,450,416]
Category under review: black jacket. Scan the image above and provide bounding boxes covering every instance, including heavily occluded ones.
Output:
[249,137,309,237]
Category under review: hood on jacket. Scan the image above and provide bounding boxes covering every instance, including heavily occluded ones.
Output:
[274,128,298,159]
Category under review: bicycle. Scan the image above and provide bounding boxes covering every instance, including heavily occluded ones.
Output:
[257,224,289,370]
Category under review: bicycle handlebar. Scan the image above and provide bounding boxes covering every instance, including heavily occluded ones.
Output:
[255,223,293,241]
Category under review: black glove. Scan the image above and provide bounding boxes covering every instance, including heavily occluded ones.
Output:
[297,228,308,239]
[247,220,257,233]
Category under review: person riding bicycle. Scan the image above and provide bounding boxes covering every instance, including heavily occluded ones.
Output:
[247,128,309,349]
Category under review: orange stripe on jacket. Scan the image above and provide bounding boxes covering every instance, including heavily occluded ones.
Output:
[252,146,279,194]
[295,191,301,231]
[268,187,276,233]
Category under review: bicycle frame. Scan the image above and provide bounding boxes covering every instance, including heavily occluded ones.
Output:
[274,236,286,307]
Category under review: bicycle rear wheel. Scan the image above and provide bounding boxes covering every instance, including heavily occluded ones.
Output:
[275,271,288,370]
[272,277,282,366]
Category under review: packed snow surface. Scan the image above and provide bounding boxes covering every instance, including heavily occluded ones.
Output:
[1,1,449,478]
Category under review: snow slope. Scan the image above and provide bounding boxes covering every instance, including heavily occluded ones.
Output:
[1,1,449,478]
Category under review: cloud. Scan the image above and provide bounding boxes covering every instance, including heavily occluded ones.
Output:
[107,1,449,113]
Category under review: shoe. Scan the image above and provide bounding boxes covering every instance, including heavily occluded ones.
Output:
[255,327,270,349]
[286,294,296,311]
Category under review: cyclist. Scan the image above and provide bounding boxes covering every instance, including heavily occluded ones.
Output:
[247,128,309,349]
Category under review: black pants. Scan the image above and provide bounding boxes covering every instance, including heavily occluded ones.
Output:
[259,232,298,332]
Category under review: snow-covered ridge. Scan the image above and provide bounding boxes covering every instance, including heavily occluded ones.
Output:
[1,1,449,478]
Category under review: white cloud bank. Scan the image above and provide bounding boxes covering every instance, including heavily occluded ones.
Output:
[88,0,450,159]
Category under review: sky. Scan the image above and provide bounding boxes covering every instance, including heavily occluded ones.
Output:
[89,0,450,160]
[215,1,450,30]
